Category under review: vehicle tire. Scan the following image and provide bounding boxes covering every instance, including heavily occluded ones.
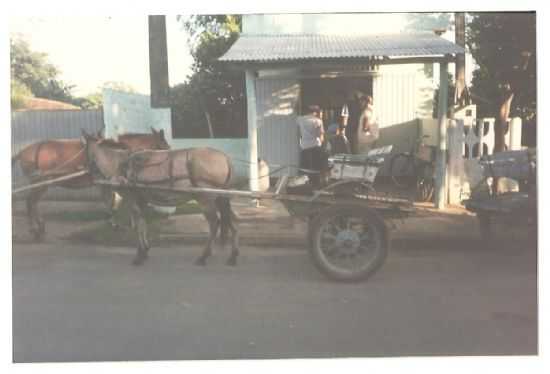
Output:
[390,153,416,189]
[309,205,389,282]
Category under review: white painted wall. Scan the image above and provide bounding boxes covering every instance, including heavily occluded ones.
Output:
[102,89,250,179]
[255,78,301,176]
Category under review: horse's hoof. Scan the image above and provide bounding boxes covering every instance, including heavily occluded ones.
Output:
[31,230,45,242]
[194,257,207,266]
[132,255,147,266]
[226,257,237,266]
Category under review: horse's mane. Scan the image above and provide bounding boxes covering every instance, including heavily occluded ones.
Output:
[98,138,130,150]
[118,132,155,139]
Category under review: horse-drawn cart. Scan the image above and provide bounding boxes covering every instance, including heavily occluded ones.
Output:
[95,145,416,282]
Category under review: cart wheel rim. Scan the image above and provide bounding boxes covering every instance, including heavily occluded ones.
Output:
[317,214,383,276]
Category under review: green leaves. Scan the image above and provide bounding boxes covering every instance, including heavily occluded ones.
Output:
[172,15,245,138]
[10,36,76,107]
[467,13,536,122]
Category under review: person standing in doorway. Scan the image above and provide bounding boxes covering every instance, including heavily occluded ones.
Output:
[346,91,362,153]
[357,95,379,154]
[297,105,327,187]
[326,106,351,155]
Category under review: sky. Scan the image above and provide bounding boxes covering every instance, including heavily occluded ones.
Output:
[8,14,400,97]
[9,13,472,98]
[9,16,193,96]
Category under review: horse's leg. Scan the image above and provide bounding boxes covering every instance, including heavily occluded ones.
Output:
[194,198,219,266]
[219,198,240,266]
[26,187,48,241]
[130,198,149,266]
[100,186,120,228]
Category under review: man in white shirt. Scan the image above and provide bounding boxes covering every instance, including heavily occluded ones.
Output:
[297,105,326,187]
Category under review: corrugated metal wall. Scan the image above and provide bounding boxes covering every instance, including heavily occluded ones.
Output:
[372,73,421,176]
[255,78,301,176]
[374,73,418,130]
[12,110,104,201]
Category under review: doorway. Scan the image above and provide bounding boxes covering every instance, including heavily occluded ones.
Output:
[300,76,373,149]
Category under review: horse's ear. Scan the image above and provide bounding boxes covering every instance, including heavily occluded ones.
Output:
[159,129,164,136]
[151,127,158,134]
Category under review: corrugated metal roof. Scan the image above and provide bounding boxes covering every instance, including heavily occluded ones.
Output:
[219,33,464,63]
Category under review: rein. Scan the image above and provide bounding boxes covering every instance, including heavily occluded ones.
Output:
[31,144,87,178]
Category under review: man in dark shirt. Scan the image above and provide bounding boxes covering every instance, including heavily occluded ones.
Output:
[346,92,362,154]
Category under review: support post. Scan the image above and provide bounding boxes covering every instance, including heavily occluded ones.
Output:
[245,70,259,192]
[435,61,449,209]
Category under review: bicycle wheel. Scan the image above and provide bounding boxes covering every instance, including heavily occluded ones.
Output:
[390,153,416,189]
[415,163,435,202]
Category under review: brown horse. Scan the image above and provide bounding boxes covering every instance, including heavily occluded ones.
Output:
[84,134,239,266]
[12,128,170,240]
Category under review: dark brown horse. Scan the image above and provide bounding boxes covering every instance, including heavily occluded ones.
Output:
[12,128,170,240]
[84,134,239,266]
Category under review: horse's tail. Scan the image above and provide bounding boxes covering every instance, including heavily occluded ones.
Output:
[216,196,234,247]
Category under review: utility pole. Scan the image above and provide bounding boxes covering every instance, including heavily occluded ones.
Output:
[148,15,171,108]
[454,12,468,107]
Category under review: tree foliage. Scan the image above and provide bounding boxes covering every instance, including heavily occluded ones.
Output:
[172,15,246,138]
[10,78,33,110]
[404,13,452,32]
[77,81,138,109]
[10,36,76,105]
[467,12,536,122]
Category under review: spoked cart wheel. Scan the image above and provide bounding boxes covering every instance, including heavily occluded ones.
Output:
[309,205,389,282]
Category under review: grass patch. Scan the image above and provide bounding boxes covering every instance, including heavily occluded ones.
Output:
[174,200,202,215]
[45,209,110,222]
[46,200,201,223]
[67,220,162,247]
[66,200,202,246]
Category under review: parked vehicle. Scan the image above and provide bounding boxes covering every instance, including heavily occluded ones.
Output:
[463,149,536,240]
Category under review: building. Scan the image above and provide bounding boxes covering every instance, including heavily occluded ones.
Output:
[108,14,467,208]
[219,14,464,207]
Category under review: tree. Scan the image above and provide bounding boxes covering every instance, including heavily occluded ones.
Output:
[10,78,33,109]
[404,13,452,32]
[467,13,536,127]
[454,12,470,106]
[10,36,76,104]
[77,81,138,109]
[467,12,536,194]
[172,15,246,138]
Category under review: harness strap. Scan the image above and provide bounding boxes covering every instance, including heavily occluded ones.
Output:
[169,153,174,187]
[32,141,46,175]
[186,151,196,187]
[31,141,86,179]
[223,157,232,188]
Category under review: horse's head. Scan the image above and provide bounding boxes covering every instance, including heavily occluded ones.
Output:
[150,127,170,150]
[81,130,102,175]
[81,130,128,179]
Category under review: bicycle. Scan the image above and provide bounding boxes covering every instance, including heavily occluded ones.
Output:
[389,135,436,202]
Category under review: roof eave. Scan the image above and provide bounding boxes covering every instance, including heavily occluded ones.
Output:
[220,54,456,70]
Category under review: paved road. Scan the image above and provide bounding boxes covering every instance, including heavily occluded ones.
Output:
[12,206,537,362]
